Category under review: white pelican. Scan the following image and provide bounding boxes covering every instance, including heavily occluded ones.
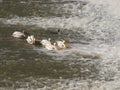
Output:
[56,40,64,48]
[41,38,53,47]
[44,43,55,50]
[11,31,30,39]
[43,43,61,51]
[56,40,71,49]
[26,35,36,45]
[62,40,71,48]
[54,43,61,50]
[12,31,25,39]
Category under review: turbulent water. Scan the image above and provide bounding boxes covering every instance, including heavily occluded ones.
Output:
[0,0,120,90]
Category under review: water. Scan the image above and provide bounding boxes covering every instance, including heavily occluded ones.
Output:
[0,0,120,90]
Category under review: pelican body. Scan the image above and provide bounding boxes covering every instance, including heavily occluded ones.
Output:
[26,35,36,45]
[12,31,25,39]
[41,38,52,47]
[12,31,30,39]
[56,40,71,49]
[41,38,62,50]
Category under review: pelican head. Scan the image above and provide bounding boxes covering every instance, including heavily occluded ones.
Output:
[48,38,54,45]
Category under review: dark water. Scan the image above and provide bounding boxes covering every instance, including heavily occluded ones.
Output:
[0,0,120,90]
[0,23,100,88]
[0,0,85,18]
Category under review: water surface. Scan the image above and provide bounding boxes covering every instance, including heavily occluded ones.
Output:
[0,0,120,90]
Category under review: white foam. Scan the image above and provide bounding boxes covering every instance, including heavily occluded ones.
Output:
[7,79,120,90]
[33,43,107,60]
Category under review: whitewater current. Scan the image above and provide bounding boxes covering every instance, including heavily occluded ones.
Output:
[0,0,120,90]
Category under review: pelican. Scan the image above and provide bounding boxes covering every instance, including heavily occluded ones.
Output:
[43,42,61,51]
[54,43,61,50]
[56,40,71,49]
[44,43,55,50]
[11,31,30,39]
[62,40,71,48]
[56,40,64,48]
[26,35,36,45]
[41,38,53,47]
[41,38,61,50]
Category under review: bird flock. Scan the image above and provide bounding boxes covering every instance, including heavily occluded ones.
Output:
[11,31,71,51]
